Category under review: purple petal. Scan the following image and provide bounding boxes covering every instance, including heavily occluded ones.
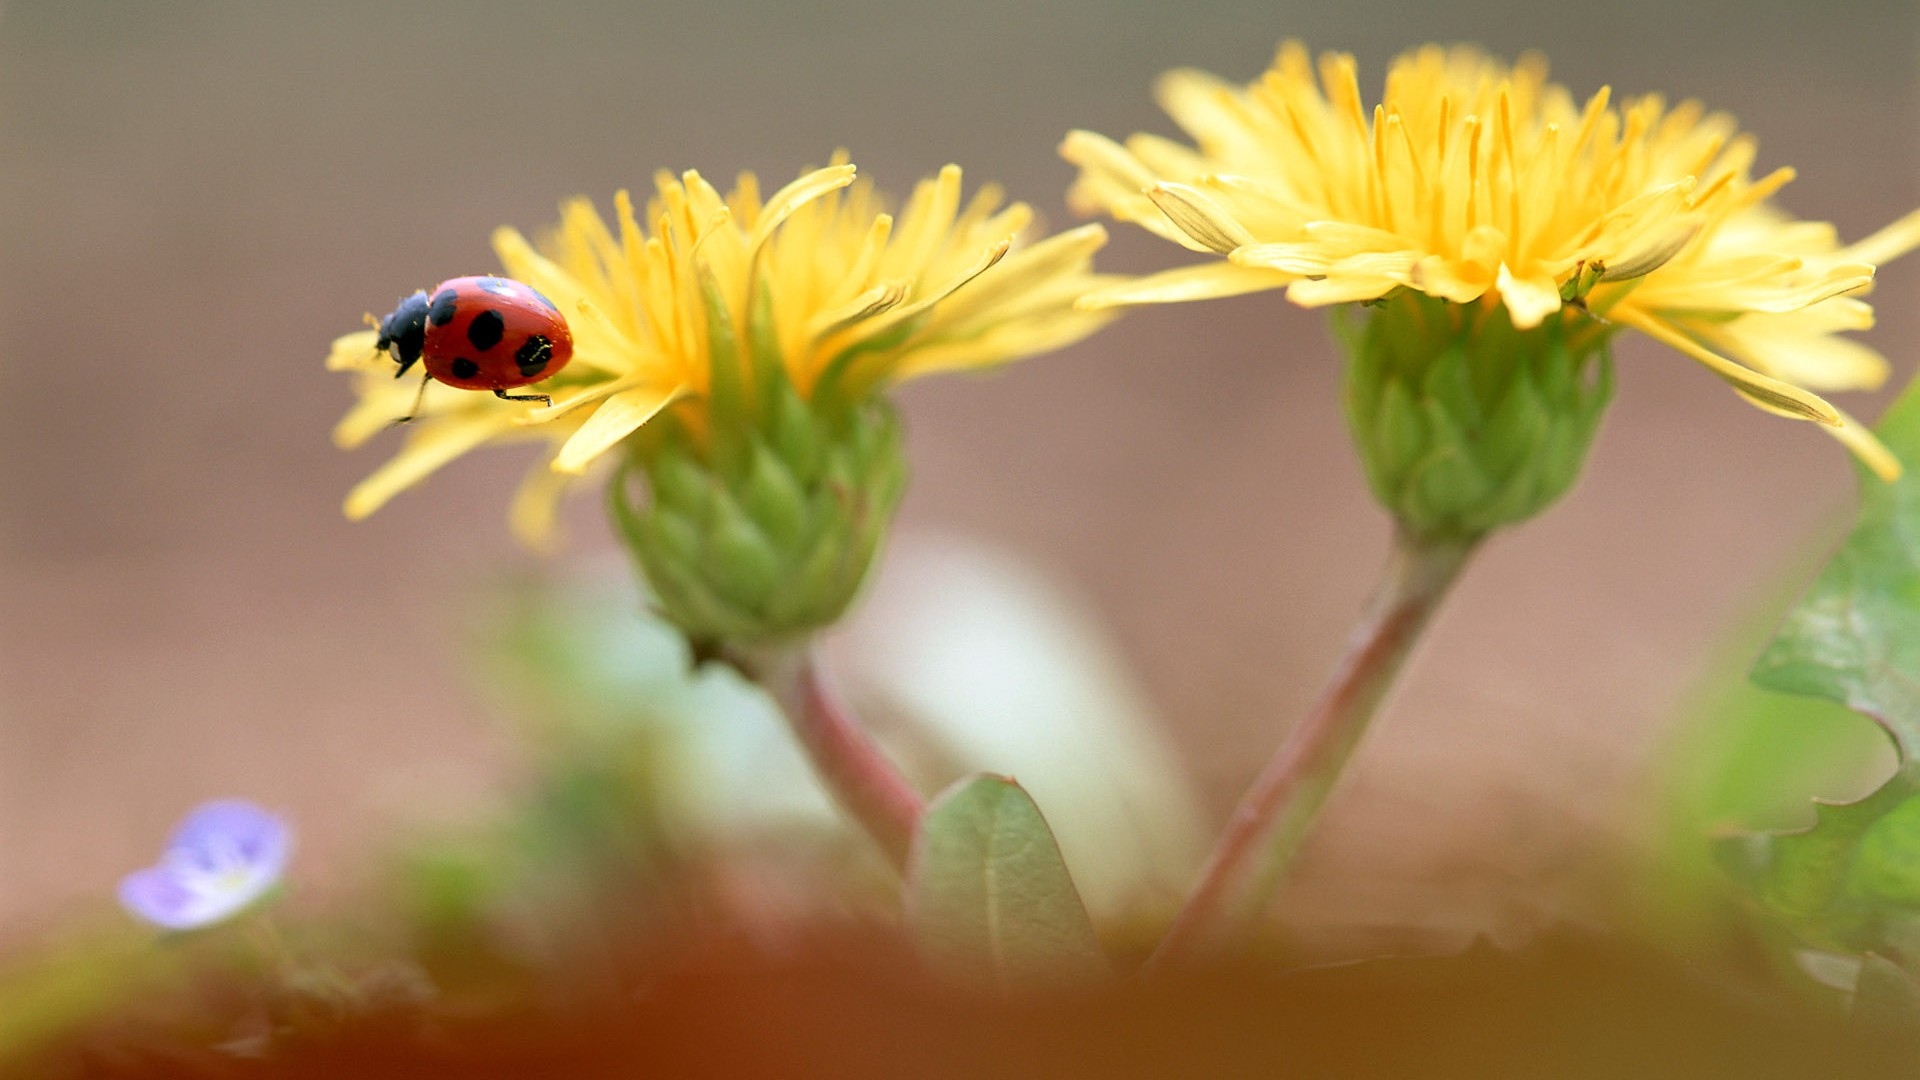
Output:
[118,866,221,930]
[120,799,294,930]
[168,800,292,878]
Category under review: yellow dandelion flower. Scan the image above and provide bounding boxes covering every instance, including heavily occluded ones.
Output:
[1063,42,1920,479]
[329,156,1118,547]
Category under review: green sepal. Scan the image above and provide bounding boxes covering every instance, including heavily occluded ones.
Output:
[766,377,824,480]
[1340,291,1615,542]
[741,442,811,551]
[809,310,932,407]
[698,266,748,459]
[704,490,782,608]
[611,375,908,650]
[746,273,787,426]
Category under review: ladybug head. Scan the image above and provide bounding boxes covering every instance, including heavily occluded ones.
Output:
[375,290,432,376]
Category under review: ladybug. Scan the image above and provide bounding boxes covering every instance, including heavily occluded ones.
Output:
[373,275,574,412]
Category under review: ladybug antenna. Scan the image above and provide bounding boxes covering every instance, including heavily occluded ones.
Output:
[391,371,433,427]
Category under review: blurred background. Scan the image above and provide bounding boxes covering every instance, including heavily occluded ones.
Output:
[2,0,1915,952]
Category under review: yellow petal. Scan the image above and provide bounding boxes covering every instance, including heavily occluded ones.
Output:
[1840,207,1920,267]
[515,373,644,424]
[892,308,1118,382]
[552,384,683,474]
[1699,319,1891,393]
[1125,132,1218,187]
[1284,274,1400,307]
[1076,262,1288,309]
[491,227,574,299]
[1596,222,1700,283]
[852,236,1010,344]
[326,330,384,372]
[1823,405,1903,481]
[1614,309,1841,426]
[1641,261,1875,315]
[1741,266,1875,314]
[1148,183,1257,255]
[1328,251,1416,279]
[332,382,422,449]
[806,281,909,341]
[885,165,966,279]
[746,164,859,254]
[1152,67,1255,151]
[1409,256,1494,303]
[929,224,1108,319]
[1059,129,1161,190]
[1230,243,1333,276]
[1557,179,1693,261]
[509,451,575,552]
[1496,265,1564,329]
[1300,221,1408,254]
[1062,130,1194,249]
[344,414,511,520]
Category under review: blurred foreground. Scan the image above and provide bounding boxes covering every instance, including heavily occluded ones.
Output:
[20,926,1920,1079]
[4,540,1912,1077]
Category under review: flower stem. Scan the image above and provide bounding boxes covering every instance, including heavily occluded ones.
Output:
[733,645,926,871]
[1146,529,1476,970]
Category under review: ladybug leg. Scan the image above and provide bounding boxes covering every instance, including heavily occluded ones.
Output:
[391,371,433,426]
[492,389,553,407]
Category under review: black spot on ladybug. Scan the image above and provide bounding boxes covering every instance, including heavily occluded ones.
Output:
[450,357,480,381]
[467,309,506,351]
[428,289,459,326]
[514,335,553,378]
[476,277,518,297]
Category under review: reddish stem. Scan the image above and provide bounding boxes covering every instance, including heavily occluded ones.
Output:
[1146,530,1474,970]
[741,646,926,871]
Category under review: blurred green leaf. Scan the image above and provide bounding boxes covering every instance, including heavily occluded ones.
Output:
[1638,581,1890,954]
[1850,785,1920,906]
[1723,377,1920,970]
[0,928,191,1068]
[905,774,1109,991]
[1756,771,1918,923]
[1753,377,1920,758]
[1726,762,1920,960]
[1665,670,1889,841]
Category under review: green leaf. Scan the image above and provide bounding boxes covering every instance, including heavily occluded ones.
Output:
[1727,766,1920,952]
[905,774,1110,992]
[1851,783,1920,905]
[1753,377,1920,757]
[1758,771,1918,921]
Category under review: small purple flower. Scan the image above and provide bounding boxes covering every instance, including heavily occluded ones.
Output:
[119,800,293,931]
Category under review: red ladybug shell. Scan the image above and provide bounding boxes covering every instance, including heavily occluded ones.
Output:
[418,276,574,391]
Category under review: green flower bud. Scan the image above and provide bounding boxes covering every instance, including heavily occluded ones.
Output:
[1340,290,1615,542]
[609,375,908,652]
